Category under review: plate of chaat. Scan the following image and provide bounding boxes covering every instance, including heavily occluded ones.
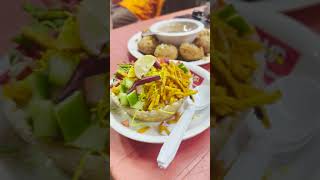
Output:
[110,55,210,143]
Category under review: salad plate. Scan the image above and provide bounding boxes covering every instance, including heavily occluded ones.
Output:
[128,31,210,66]
[110,57,210,144]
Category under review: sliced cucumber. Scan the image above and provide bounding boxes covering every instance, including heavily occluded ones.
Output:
[119,84,127,93]
[2,72,49,106]
[54,91,90,142]
[178,63,188,73]
[119,93,128,106]
[123,78,134,89]
[48,53,78,87]
[27,99,59,138]
[24,72,49,99]
[127,91,138,107]
[55,17,82,50]
[131,101,144,110]
[116,68,127,77]
[21,23,55,48]
[68,123,107,151]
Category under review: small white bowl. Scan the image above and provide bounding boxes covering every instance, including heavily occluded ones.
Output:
[149,18,204,46]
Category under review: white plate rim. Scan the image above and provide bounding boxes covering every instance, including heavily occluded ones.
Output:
[110,63,210,144]
[127,32,210,66]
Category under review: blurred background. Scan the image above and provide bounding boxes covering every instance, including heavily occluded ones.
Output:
[111,0,210,29]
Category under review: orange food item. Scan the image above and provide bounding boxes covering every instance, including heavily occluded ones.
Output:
[137,126,151,133]
[119,0,165,20]
[121,120,130,127]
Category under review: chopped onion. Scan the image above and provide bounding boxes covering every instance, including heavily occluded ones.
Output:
[0,70,9,85]
[56,56,108,102]
[153,61,161,69]
[127,75,161,93]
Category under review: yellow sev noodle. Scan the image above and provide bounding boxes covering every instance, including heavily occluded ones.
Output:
[142,62,197,111]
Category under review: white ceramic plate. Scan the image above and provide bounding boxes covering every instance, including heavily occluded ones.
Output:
[110,63,210,143]
[127,32,210,66]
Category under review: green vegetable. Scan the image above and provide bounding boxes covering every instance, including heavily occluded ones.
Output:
[72,151,91,180]
[21,23,55,48]
[55,17,82,50]
[12,35,34,49]
[23,2,69,21]
[27,99,59,138]
[119,84,128,93]
[23,2,43,16]
[119,64,132,71]
[123,78,134,89]
[69,123,107,151]
[48,52,78,87]
[178,63,188,73]
[2,81,32,106]
[117,68,128,77]
[214,4,253,36]
[226,16,253,36]
[24,72,49,99]
[119,93,128,106]
[131,101,144,110]
[127,91,138,107]
[2,72,49,106]
[91,93,108,128]
[55,91,90,142]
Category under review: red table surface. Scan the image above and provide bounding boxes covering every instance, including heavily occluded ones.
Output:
[284,3,320,35]
[110,7,210,180]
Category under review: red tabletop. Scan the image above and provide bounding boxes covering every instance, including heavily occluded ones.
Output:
[284,3,320,35]
[110,7,210,180]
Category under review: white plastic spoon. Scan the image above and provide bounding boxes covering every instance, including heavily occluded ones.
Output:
[157,85,210,169]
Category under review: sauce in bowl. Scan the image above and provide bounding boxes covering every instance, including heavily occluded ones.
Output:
[157,22,198,33]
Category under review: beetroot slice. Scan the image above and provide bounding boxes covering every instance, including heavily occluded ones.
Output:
[153,61,161,69]
[0,70,10,85]
[56,56,108,102]
[127,75,161,93]
[16,66,33,81]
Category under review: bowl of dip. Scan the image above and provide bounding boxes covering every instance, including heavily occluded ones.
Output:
[149,18,204,46]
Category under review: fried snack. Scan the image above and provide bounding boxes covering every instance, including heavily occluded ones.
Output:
[212,16,281,127]
[138,35,159,54]
[179,43,204,61]
[198,28,210,37]
[194,34,210,54]
[154,44,178,60]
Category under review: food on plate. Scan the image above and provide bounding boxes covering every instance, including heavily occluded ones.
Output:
[154,43,178,60]
[157,22,198,33]
[137,25,210,62]
[194,32,210,54]
[110,55,197,122]
[211,3,283,179]
[198,28,210,37]
[179,43,205,61]
[137,35,159,54]
[211,4,281,128]
[0,1,108,179]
